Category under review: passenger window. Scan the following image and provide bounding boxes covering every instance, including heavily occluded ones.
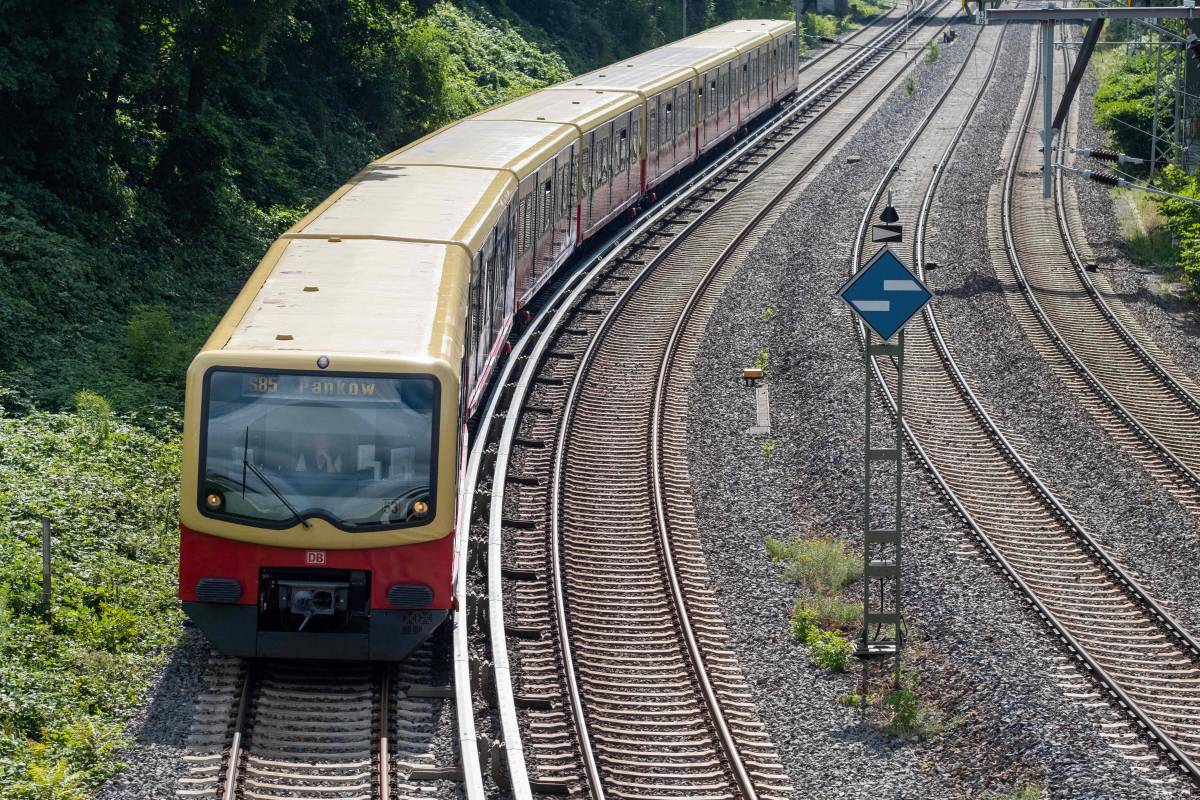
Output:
[470,253,484,378]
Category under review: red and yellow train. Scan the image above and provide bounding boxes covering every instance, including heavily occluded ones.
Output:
[179,19,800,660]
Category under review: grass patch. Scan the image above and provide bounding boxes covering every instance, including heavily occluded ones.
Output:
[925,42,941,64]
[753,349,769,372]
[883,675,946,741]
[984,784,1045,800]
[0,397,182,797]
[770,535,864,671]
[761,440,775,459]
[903,74,919,97]
[803,12,840,41]
[1115,188,1178,270]
[775,537,862,595]
[763,306,774,322]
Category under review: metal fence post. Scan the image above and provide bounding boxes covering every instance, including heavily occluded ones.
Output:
[41,517,52,613]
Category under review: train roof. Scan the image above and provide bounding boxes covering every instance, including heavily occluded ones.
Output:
[202,163,506,363]
[708,19,795,38]
[221,238,468,360]
[290,164,512,253]
[476,88,641,131]
[556,59,697,97]
[379,119,576,182]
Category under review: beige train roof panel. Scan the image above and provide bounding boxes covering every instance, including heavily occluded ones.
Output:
[292,164,514,254]
[477,88,642,131]
[223,239,468,362]
[677,27,771,51]
[557,59,697,97]
[710,19,795,38]
[380,119,576,182]
[640,43,740,73]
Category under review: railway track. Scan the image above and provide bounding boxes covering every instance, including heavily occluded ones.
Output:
[999,26,1200,513]
[851,24,1200,785]
[176,646,450,799]
[454,3,969,798]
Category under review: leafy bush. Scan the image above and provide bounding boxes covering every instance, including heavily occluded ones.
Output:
[925,42,941,64]
[884,686,945,740]
[0,401,182,796]
[803,12,840,40]
[73,390,112,446]
[789,605,820,643]
[903,75,919,97]
[1093,48,1168,163]
[0,2,570,413]
[1147,166,1200,297]
[810,631,853,671]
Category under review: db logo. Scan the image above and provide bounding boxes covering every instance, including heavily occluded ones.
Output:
[305,550,327,566]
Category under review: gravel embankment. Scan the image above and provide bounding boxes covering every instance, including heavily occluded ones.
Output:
[1072,64,1200,385]
[927,58,1200,636]
[96,626,210,800]
[688,20,1193,800]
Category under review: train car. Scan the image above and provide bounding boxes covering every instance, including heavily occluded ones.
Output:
[476,89,644,240]
[179,19,798,661]
[179,162,509,660]
[381,119,579,322]
[557,61,698,192]
[701,20,800,107]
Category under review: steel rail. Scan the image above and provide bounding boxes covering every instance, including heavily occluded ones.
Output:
[541,5,960,797]
[478,4,959,797]
[994,34,1200,499]
[220,663,254,800]
[1053,98,1200,422]
[378,667,390,800]
[849,24,1200,784]
[644,13,982,800]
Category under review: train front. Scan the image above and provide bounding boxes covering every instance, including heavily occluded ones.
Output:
[178,351,458,661]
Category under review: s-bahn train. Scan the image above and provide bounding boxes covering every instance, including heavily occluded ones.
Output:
[179,19,800,660]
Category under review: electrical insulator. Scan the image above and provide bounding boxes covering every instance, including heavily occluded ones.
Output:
[1082,169,1121,187]
[1073,148,1144,166]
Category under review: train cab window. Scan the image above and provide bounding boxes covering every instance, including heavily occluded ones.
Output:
[201,370,440,531]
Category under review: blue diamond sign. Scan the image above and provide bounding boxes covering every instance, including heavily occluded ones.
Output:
[837,247,932,341]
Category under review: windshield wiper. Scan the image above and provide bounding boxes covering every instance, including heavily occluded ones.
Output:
[243,457,311,529]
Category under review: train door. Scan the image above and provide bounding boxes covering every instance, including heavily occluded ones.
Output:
[648,93,660,183]
[583,134,594,229]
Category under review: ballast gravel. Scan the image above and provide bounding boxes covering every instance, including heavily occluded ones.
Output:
[95,626,210,800]
[688,20,1193,800]
[925,60,1200,634]
[1071,66,1200,390]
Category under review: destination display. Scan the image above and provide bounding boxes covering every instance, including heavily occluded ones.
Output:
[241,373,385,401]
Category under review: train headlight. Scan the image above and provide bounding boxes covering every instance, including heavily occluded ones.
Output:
[205,491,224,511]
[412,500,429,517]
